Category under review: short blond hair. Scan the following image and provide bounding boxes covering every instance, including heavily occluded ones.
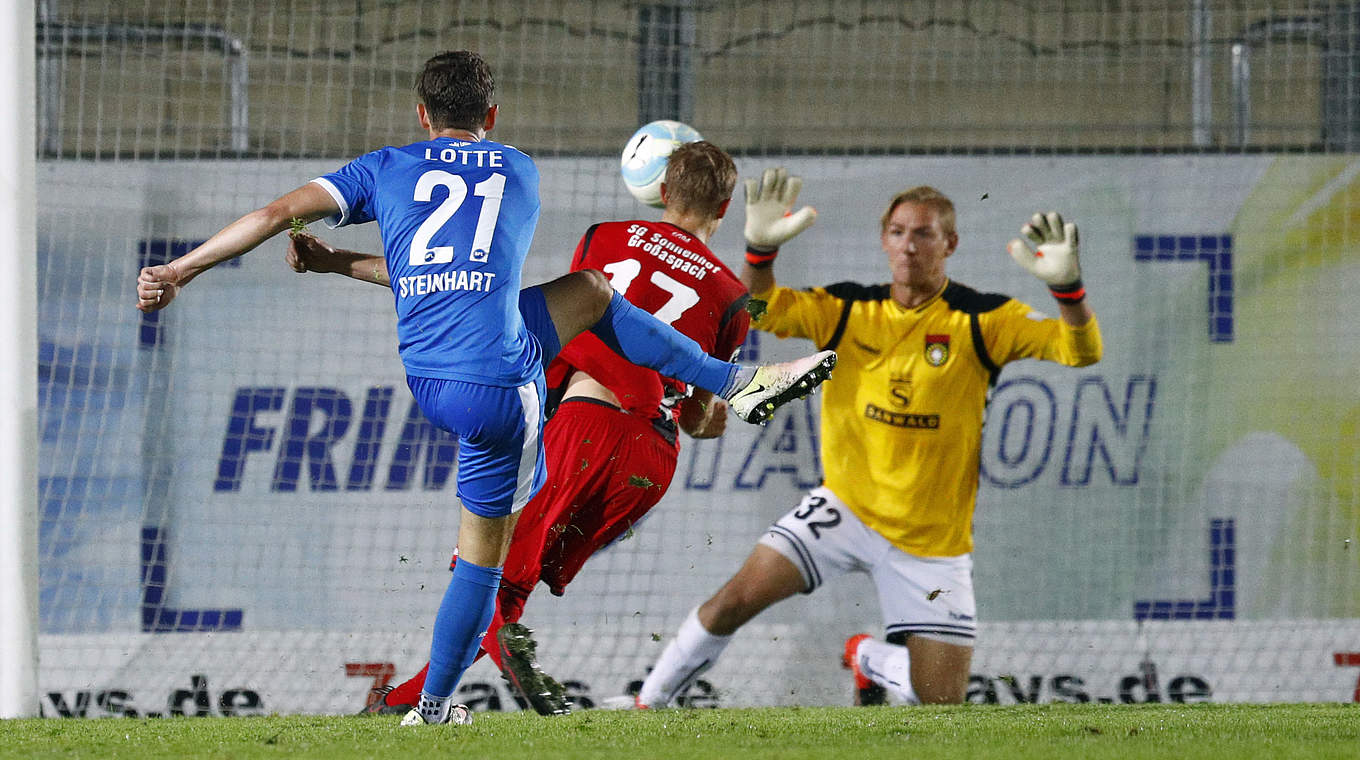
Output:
[880,186,956,237]
[663,141,737,218]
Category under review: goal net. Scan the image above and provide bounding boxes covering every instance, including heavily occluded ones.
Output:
[28,0,1360,717]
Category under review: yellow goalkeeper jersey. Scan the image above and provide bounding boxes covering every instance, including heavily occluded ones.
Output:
[753,279,1102,557]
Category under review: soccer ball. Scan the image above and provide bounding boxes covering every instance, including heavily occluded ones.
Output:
[620,120,703,207]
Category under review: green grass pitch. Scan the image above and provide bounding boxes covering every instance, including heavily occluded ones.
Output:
[3,703,1357,760]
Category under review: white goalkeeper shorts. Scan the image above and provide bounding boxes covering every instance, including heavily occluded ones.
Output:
[757,486,977,646]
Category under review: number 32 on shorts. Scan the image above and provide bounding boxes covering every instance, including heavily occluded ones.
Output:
[792,495,841,539]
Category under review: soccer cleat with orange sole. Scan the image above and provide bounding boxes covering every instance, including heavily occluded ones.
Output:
[842,633,887,706]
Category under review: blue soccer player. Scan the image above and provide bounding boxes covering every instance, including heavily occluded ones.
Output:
[134,50,834,726]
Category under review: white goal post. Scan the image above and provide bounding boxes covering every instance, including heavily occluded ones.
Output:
[1,0,40,720]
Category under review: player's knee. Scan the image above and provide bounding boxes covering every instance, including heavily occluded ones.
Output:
[574,268,614,319]
[907,639,971,704]
[915,682,966,705]
[540,269,615,343]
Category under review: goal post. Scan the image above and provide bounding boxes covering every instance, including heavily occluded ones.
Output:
[0,0,40,720]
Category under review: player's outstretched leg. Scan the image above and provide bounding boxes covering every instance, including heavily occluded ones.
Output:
[496,623,570,716]
[538,274,836,424]
[725,349,837,425]
[590,287,837,422]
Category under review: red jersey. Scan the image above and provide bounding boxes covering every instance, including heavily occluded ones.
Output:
[551,220,750,435]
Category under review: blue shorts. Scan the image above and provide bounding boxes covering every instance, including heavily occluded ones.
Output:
[519,286,561,363]
[408,374,547,518]
[404,287,560,519]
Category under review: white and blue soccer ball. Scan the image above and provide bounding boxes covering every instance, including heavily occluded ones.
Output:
[620,119,703,207]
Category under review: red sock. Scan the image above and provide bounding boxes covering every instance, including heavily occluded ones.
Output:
[388,576,534,705]
[484,581,531,671]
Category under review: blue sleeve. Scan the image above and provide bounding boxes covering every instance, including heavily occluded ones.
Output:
[517,150,541,201]
[311,150,383,228]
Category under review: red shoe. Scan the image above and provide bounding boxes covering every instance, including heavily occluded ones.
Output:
[496,623,570,716]
[842,633,886,706]
[358,684,413,716]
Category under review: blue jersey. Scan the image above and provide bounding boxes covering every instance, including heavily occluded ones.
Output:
[312,136,542,386]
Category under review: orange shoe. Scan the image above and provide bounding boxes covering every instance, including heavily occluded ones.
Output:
[599,693,651,710]
[842,633,886,706]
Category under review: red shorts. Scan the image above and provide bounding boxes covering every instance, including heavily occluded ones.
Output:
[453,398,678,601]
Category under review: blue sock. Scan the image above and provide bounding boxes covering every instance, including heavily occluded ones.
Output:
[590,291,738,395]
[422,559,502,698]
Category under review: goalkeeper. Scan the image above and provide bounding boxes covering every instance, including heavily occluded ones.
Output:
[637,179,1102,706]
[286,142,803,717]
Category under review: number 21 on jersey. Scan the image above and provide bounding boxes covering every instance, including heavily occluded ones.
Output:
[408,170,505,267]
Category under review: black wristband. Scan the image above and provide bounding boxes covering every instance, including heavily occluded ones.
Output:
[745,244,778,268]
[1049,279,1086,303]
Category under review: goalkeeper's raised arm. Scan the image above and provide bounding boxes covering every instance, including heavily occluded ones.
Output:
[739,167,817,297]
[1005,210,1095,329]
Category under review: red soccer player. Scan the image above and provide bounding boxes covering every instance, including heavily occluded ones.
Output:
[288,140,817,715]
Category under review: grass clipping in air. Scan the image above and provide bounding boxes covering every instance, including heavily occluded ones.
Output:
[4,703,1357,760]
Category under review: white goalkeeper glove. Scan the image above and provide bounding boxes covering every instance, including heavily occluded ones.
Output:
[1006,211,1085,303]
[743,167,817,267]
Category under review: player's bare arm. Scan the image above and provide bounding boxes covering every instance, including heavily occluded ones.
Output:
[1055,297,1094,327]
[678,391,728,439]
[135,183,339,312]
[287,231,390,286]
[740,254,777,297]
[289,231,648,371]
[288,230,613,351]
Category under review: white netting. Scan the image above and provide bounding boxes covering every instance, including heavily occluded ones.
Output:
[30,0,1360,716]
